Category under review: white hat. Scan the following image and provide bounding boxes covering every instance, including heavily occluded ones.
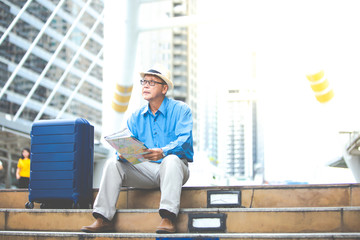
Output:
[140,64,173,90]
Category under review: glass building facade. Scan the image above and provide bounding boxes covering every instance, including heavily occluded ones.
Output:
[0,0,105,188]
[0,0,198,188]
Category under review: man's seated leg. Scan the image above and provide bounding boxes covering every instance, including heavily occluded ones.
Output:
[156,155,190,233]
[81,158,124,233]
[81,159,162,233]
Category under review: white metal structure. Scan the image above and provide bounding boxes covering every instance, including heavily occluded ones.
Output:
[0,0,106,188]
[342,133,360,182]
[0,0,198,188]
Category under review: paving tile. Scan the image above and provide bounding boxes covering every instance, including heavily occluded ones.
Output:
[226,209,342,233]
[5,210,92,232]
[343,208,360,232]
[251,187,350,208]
[351,185,360,206]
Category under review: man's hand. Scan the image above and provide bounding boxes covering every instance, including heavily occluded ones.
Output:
[143,148,164,161]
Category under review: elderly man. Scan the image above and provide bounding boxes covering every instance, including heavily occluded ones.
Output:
[81,64,193,233]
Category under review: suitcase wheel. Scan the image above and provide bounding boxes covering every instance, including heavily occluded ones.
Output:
[25,202,34,209]
[73,200,92,209]
[72,202,81,209]
[71,201,91,209]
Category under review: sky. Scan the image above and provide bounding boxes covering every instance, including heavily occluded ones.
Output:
[196,0,360,184]
[104,0,360,185]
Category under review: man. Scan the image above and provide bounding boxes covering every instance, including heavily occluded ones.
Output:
[81,64,193,233]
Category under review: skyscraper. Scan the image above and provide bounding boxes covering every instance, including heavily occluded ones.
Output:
[137,0,198,147]
[217,87,264,183]
[0,0,105,187]
[0,0,104,138]
[0,0,199,187]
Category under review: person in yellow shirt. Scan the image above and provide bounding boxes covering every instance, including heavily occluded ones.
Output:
[0,160,4,188]
[16,148,31,188]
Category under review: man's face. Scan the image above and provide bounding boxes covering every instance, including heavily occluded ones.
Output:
[141,75,168,101]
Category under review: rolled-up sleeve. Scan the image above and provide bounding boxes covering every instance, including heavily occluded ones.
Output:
[161,105,193,161]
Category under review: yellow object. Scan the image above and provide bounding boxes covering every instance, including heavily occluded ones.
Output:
[112,101,129,113]
[112,83,133,113]
[114,92,131,103]
[306,70,324,82]
[310,79,329,92]
[116,83,133,93]
[315,89,334,103]
[17,158,30,178]
[306,70,334,103]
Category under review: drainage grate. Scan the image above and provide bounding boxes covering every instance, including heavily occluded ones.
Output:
[207,190,242,208]
[188,213,227,233]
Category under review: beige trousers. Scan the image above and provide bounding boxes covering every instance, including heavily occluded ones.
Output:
[93,155,190,221]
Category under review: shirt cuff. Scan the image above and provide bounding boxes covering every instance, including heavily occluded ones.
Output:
[161,147,169,157]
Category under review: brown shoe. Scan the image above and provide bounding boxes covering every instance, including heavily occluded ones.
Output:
[81,218,114,233]
[156,218,176,234]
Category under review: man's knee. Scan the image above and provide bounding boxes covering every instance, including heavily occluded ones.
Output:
[160,155,183,168]
[104,158,118,169]
[160,155,188,181]
[102,158,125,176]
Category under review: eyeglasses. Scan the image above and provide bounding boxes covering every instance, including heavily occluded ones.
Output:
[140,79,166,86]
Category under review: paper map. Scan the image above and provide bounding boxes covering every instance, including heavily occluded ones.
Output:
[104,128,149,165]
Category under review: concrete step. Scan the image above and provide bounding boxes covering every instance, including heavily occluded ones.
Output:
[1,183,360,209]
[1,231,360,240]
[1,207,360,233]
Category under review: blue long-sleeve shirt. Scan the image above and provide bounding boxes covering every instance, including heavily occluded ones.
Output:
[127,97,194,163]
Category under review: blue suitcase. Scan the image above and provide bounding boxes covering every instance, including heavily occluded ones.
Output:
[26,118,94,209]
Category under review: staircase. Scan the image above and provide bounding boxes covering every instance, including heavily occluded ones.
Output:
[1,183,360,239]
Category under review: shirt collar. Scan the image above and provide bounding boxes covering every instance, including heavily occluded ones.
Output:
[141,97,169,116]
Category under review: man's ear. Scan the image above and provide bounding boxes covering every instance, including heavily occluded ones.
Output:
[162,84,168,95]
